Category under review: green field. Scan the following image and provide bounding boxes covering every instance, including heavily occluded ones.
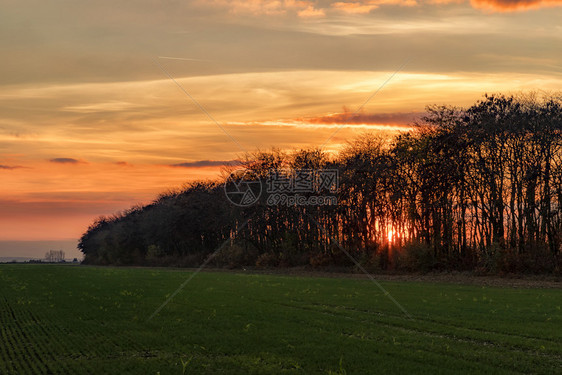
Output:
[0,265,560,374]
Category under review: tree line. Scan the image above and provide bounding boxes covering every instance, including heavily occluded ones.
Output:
[45,250,66,263]
[79,94,562,274]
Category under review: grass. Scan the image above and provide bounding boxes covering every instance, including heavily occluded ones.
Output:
[0,265,560,374]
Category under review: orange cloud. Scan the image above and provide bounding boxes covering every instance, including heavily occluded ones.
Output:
[332,0,418,14]
[196,0,561,16]
[318,0,561,15]
[332,1,380,13]
[298,5,327,17]
[198,0,323,17]
[470,0,562,11]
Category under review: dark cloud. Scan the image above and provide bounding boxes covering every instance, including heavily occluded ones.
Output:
[170,160,241,168]
[298,111,423,126]
[0,165,24,170]
[49,158,82,164]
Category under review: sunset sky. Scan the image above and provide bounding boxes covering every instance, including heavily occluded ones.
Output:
[1,0,561,258]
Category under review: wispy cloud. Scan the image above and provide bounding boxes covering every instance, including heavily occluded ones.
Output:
[63,101,140,114]
[296,110,423,125]
[170,160,241,168]
[0,165,25,170]
[158,56,212,62]
[332,0,417,15]
[197,0,325,17]
[49,158,84,164]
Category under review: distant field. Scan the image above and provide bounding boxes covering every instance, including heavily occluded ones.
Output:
[0,265,560,374]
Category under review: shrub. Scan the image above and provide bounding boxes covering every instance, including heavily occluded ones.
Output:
[395,242,437,273]
[212,243,258,268]
[146,244,164,262]
[256,252,279,268]
[516,243,557,274]
[477,242,504,274]
[309,252,332,268]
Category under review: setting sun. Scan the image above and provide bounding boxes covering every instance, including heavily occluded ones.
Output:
[387,229,395,243]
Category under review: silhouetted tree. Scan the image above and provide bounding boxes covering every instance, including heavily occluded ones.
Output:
[78,93,562,273]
